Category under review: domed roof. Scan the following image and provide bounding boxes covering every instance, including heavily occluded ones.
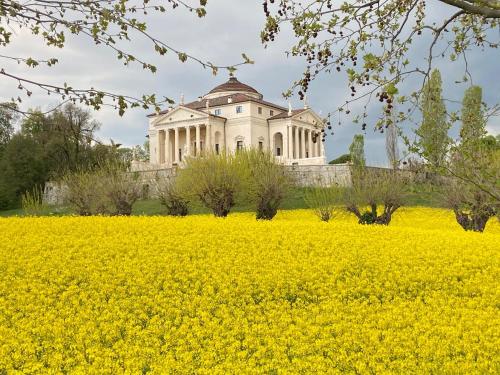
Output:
[208,76,260,95]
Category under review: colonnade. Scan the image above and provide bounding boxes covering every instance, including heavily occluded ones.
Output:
[284,126,322,160]
[157,124,213,165]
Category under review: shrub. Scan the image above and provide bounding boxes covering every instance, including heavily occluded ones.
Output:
[445,178,496,232]
[155,176,189,216]
[63,162,140,216]
[328,153,351,165]
[99,163,141,216]
[304,183,339,222]
[177,152,242,217]
[345,168,405,225]
[21,185,45,216]
[237,149,291,220]
[63,169,105,216]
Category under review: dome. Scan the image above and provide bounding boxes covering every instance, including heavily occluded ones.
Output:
[203,76,262,99]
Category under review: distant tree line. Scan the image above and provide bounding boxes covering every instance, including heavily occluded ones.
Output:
[0,103,148,209]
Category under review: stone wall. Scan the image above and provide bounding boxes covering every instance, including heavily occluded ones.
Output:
[43,164,420,203]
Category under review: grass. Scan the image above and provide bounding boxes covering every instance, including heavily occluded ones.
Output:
[0,185,446,217]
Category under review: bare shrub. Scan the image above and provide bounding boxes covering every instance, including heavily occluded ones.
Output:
[237,149,291,220]
[177,152,242,217]
[63,169,106,216]
[345,168,405,225]
[21,185,45,216]
[304,182,339,222]
[63,162,140,216]
[155,176,189,216]
[99,163,141,216]
[445,178,496,232]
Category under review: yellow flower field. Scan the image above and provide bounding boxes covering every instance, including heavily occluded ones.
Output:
[0,208,499,374]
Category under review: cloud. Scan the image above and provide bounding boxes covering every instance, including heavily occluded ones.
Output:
[1,0,498,166]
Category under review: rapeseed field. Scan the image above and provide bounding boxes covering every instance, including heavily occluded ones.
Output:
[0,208,499,373]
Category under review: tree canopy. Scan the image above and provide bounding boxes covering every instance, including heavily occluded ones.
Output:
[261,0,500,128]
[0,0,252,115]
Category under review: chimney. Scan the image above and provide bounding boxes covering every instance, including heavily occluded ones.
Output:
[288,100,292,116]
[228,97,233,104]
[180,93,185,105]
[304,94,309,109]
[198,96,202,102]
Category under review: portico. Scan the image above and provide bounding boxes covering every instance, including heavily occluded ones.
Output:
[147,76,327,167]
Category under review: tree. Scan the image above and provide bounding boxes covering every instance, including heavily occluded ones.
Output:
[444,86,498,231]
[349,134,365,171]
[329,153,351,164]
[0,1,251,115]
[416,70,450,168]
[0,134,47,209]
[0,103,17,153]
[21,103,100,177]
[261,1,500,128]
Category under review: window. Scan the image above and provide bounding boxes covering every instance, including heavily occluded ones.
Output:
[214,109,222,116]
[270,110,274,116]
[236,141,243,152]
[258,107,262,115]
[236,105,243,114]
[215,144,220,155]
[179,148,182,162]
[276,147,281,156]
[258,141,263,151]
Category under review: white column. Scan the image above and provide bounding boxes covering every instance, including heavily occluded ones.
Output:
[174,127,179,163]
[186,126,191,157]
[195,125,201,156]
[165,129,170,165]
[300,128,306,159]
[286,126,291,159]
[206,124,212,152]
[320,135,325,157]
[157,131,162,164]
[294,126,299,159]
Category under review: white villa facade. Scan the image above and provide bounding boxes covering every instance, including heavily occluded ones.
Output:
[147,76,326,166]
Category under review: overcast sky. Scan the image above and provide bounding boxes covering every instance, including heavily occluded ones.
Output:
[1,0,499,165]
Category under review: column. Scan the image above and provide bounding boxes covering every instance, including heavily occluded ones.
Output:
[174,127,179,163]
[186,126,191,157]
[195,125,201,156]
[300,127,306,159]
[294,126,299,159]
[318,133,322,157]
[165,129,170,165]
[286,126,291,159]
[206,124,212,152]
[157,130,162,164]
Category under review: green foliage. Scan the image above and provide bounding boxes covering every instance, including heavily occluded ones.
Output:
[416,70,450,167]
[0,134,47,209]
[345,169,406,225]
[304,184,339,222]
[349,134,365,171]
[460,86,486,150]
[177,152,243,217]
[329,154,351,165]
[21,186,46,217]
[156,177,189,217]
[236,149,292,220]
[0,103,17,154]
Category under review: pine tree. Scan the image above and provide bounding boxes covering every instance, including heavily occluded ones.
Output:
[416,69,450,167]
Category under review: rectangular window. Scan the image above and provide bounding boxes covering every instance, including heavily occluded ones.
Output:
[277,147,281,156]
[258,141,263,151]
[258,107,262,115]
[270,110,274,116]
[179,148,182,162]
[236,105,243,114]
[214,109,222,116]
[236,141,243,152]
[215,144,220,155]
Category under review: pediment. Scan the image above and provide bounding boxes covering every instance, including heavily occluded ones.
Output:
[152,106,208,126]
[291,109,325,127]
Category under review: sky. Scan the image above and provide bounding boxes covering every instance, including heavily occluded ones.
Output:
[1,0,499,166]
